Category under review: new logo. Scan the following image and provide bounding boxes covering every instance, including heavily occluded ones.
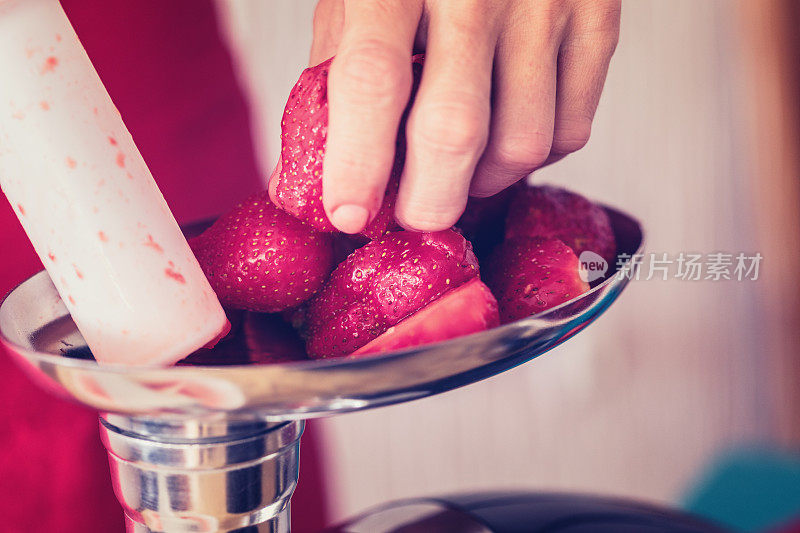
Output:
[579,251,608,282]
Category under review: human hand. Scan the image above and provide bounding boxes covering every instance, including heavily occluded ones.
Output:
[309,0,620,233]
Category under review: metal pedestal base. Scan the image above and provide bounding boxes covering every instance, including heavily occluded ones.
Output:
[125,507,289,533]
[100,415,302,532]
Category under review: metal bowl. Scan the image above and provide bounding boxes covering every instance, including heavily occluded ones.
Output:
[0,207,642,422]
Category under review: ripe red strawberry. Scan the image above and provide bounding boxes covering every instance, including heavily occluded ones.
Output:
[505,185,617,269]
[272,55,424,239]
[304,229,479,358]
[353,278,499,356]
[190,191,335,313]
[484,237,590,324]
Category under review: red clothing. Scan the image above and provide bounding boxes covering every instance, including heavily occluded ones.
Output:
[0,1,327,531]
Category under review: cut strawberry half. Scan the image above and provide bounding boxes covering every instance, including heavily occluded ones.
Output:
[304,229,479,358]
[353,278,499,357]
[484,237,590,324]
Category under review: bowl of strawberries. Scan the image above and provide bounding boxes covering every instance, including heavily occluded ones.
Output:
[0,56,642,419]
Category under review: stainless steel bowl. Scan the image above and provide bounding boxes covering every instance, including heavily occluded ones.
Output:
[0,207,642,421]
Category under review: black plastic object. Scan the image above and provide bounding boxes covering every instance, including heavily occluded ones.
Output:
[326,492,730,533]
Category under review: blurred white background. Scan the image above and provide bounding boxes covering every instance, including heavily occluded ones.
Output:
[216,0,794,522]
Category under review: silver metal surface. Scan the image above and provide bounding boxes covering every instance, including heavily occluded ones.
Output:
[124,506,289,533]
[102,417,301,532]
[0,207,642,422]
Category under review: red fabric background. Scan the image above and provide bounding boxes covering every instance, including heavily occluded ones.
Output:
[0,1,327,531]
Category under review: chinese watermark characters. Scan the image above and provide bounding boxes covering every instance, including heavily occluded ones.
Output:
[614,252,763,281]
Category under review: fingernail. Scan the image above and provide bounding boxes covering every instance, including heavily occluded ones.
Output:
[330,204,370,234]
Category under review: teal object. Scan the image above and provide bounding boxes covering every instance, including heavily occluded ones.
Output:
[683,448,800,532]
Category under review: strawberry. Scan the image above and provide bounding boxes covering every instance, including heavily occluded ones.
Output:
[353,278,499,356]
[272,55,424,239]
[272,58,334,232]
[505,185,617,269]
[484,237,590,324]
[190,191,335,313]
[304,229,479,358]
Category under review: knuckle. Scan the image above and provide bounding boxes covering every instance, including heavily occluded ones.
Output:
[333,41,410,104]
[599,31,620,58]
[574,0,621,54]
[528,1,572,41]
[412,98,489,157]
[591,23,620,57]
[552,119,592,154]
[491,132,553,172]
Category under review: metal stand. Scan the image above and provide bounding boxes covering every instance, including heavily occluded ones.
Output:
[0,208,642,533]
[100,415,301,532]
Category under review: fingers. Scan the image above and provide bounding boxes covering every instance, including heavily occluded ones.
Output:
[395,2,499,231]
[550,0,620,157]
[469,5,566,198]
[470,1,619,197]
[309,0,344,66]
[322,0,423,234]
[315,0,619,230]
